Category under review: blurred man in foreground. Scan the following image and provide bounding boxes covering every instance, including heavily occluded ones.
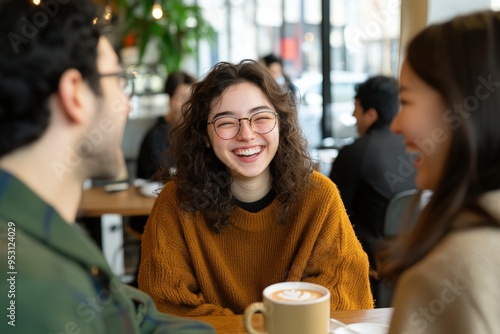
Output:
[0,1,214,333]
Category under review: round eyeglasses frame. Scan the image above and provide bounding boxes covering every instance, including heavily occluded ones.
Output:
[207,111,279,140]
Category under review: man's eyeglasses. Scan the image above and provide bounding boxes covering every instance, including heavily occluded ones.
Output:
[96,71,136,97]
[207,110,278,140]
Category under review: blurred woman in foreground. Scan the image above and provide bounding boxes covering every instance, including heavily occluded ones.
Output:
[379,10,500,333]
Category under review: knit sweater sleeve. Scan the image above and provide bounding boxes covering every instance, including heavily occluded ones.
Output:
[290,172,374,310]
[138,182,234,316]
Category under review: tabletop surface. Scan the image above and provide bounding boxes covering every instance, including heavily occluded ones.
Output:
[193,308,393,334]
[78,185,157,217]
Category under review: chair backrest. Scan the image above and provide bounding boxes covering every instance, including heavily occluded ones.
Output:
[384,189,422,236]
[377,189,430,307]
[385,189,433,236]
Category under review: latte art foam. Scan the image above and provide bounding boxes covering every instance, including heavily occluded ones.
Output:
[270,289,323,302]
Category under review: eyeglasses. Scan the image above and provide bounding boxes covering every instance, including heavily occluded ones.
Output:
[207,110,278,140]
[95,71,136,97]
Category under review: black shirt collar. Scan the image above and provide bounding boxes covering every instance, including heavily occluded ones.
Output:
[235,189,276,213]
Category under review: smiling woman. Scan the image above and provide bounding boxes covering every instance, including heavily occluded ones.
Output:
[137,59,374,317]
[206,82,280,185]
[378,10,500,334]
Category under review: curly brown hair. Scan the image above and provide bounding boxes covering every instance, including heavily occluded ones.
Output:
[161,59,314,232]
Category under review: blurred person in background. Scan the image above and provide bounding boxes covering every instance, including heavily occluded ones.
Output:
[130,72,197,286]
[330,75,416,268]
[329,76,416,300]
[138,59,373,316]
[0,1,213,333]
[379,10,500,333]
[261,53,298,98]
[136,71,196,180]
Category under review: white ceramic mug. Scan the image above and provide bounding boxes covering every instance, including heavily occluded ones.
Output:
[244,282,331,334]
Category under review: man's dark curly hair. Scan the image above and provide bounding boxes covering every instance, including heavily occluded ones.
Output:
[0,0,102,157]
[164,59,314,233]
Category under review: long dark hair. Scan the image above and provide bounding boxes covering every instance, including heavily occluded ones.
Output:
[160,60,313,233]
[378,10,500,282]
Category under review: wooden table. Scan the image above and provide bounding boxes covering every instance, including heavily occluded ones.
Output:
[194,308,393,333]
[79,185,156,277]
[79,185,156,217]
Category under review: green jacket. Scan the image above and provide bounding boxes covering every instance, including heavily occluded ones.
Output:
[0,170,214,334]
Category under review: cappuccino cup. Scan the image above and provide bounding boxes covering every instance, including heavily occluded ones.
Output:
[244,282,331,334]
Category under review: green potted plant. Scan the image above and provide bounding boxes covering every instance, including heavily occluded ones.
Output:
[116,0,215,72]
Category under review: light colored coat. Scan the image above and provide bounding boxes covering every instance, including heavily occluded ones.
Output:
[389,190,500,334]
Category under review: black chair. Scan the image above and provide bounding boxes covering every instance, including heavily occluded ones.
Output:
[385,189,420,236]
[375,189,431,307]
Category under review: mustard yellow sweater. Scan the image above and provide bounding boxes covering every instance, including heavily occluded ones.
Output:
[138,171,373,316]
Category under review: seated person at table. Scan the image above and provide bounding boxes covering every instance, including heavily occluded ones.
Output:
[378,10,500,333]
[260,53,298,98]
[129,71,196,240]
[329,76,416,302]
[138,60,374,316]
[0,1,213,333]
[137,71,196,180]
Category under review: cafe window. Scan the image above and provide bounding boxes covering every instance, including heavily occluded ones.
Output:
[194,0,500,144]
